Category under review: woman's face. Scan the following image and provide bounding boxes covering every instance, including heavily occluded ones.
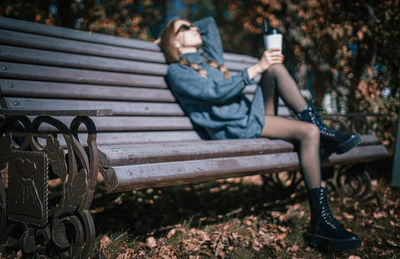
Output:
[173,19,202,50]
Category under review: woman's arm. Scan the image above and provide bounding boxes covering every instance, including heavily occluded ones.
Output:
[168,64,253,104]
[193,17,283,80]
[193,17,224,66]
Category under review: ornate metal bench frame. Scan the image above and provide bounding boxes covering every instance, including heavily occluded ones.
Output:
[0,113,98,258]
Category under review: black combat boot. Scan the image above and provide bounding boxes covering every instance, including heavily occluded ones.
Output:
[298,105,361,159]
[306,187,361,250]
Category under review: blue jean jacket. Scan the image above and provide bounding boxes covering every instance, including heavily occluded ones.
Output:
[167,17,265,140]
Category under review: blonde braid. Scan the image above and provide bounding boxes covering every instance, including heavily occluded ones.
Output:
[179,56,230,79]
[205,58,230,79]
[179,58,208,78]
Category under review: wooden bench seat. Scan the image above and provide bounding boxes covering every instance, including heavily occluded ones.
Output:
[0,16,389,257]
[98,136,387,192]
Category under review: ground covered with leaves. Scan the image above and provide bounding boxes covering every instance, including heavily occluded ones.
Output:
[1,161,399,258]
[87,162,400,259]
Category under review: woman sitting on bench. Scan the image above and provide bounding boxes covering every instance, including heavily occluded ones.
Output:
[159,16,361,251]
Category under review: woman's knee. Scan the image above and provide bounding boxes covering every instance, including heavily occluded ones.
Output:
[297,123,319,142]
[265,63,286,77]
[305,123,320,141]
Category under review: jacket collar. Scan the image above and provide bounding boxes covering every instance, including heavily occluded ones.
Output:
[179,52,205,64]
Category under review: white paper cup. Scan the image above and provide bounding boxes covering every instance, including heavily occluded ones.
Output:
[264,34,282,54]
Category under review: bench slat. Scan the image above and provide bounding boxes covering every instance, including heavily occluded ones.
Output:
[0,29,166,63]
[0,108,112,116]
[104,144,388,192]
[98,134,380,167]
[5,98,185,116]
[35,116,194,132]
[0,17,259,64]
[0,17,159,51]
[0,79,176,102]
[323,144,388,165]
[94,131,202,145]
[0,34,254,72]
[5,97,291,117]
[0,45,168,75]
[105,152,300,192]
[0,62,167,88]
[98,138,294,167]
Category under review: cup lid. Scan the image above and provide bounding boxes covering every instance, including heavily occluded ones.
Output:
[268,29,281,35]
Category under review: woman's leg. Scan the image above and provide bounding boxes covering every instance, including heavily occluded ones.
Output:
[260,115,321,189]
[260,63,361,158]
[260,64,308,114]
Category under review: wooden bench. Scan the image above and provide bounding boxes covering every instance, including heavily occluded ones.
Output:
[0,17,389,257]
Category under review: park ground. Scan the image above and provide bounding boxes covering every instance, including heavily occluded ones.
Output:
[88,159,400,258]
[1,159,399,258]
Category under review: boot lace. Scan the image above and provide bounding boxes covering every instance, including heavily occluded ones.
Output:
[320,188,343,230]
[308,106,336,137]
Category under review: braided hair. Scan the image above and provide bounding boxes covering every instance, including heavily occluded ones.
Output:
[159,18,230,79]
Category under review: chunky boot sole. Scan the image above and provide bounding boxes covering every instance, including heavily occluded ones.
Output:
[321,134,361,159]
[309,233,362,250]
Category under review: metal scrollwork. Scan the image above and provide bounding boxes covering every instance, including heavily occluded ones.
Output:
[326,164,372,200]
[0,115,98,258]
[262,170,302,193]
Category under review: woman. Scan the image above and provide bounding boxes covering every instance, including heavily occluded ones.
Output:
[159,16,361,250]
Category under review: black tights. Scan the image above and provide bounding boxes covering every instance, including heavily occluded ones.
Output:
[259,64,321,189]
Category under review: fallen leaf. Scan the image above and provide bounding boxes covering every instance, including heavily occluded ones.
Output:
[146,236,157,248]
[100,235,112,251]
[386,240,400,247]
[116,248,135,259]
[342,212,354,220]
[277,225,287,232]
[373,211,386,219]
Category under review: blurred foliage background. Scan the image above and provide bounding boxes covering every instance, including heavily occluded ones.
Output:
[1,0,399,150]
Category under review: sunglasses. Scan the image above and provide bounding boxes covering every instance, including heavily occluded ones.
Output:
[175,24,196,35]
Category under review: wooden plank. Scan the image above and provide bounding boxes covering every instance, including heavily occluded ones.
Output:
[392,109,400,187]
[223,53,258,64]
[0,17,159,51]
[104,152,300,192]
[0,31,255,72]
[98,138,294,167]
[0,79,176,102]
[359,135,380,145]
[5,98,184,116]
[98,134,379,167]
[0,62,167,88]
[0,108,112,116]
[0,45,168,76]
[33,116,194,132]
[323,145,389,166]
[104,143,389,192]
[36,131,202,147]
[0,17,259,63]
[0,29,166,63]
[95,131,202,145]
[4,97,291,117]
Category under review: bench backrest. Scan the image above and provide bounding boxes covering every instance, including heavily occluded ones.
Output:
[0,17,290,145]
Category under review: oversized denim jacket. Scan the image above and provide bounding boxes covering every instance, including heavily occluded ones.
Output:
[167,17,265,140]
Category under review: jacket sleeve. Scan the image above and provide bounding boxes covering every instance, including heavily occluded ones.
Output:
[193,17,224,66]
[167,64,253,104]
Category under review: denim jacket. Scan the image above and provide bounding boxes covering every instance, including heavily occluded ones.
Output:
[167,17,265,139]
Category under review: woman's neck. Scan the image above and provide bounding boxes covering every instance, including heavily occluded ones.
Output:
[178,47,198,55]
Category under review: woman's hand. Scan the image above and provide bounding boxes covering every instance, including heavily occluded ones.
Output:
[247,49,284,80]
[258,49,284,71]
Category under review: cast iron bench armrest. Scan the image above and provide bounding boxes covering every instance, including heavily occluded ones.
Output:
[0,108,113,116]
